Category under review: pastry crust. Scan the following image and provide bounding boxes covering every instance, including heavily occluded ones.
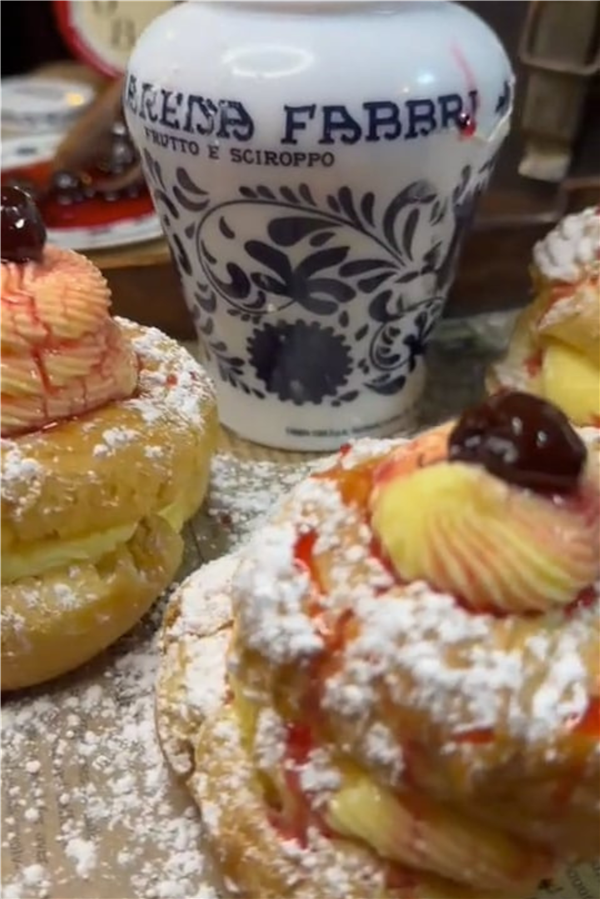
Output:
[3,514,181,691]
[2,319,216,548]
[488,206,600,425]
[157,428,600,899]
[1,320,218,690]
[157,557,506,899]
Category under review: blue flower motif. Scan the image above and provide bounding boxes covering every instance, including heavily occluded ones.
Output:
[403,307,440,372]
[248,320,352,405]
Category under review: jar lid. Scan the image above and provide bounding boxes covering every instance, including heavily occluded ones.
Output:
[1,76,95,135]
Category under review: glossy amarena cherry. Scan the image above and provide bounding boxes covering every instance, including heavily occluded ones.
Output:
[1,185,46,263]
[449,391,586,493]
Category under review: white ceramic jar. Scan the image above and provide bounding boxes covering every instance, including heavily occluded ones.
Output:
[125,0,513,450]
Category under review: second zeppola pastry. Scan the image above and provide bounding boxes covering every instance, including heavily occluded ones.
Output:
[158,391,599,899]
[488,206,599,426]
[1,187,218,691]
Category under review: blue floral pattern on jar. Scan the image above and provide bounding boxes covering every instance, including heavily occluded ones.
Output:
[141,148,495,406]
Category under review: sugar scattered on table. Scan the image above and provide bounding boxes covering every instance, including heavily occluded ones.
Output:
[1,450,313,899]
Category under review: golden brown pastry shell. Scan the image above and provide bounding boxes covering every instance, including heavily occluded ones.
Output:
[1,320,218,690]
[157,557,508,899]
[1,319,217,551]
[2,514,181,691]
[157,429,599,896]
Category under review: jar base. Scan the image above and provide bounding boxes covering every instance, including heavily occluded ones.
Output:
[212,359,426,452]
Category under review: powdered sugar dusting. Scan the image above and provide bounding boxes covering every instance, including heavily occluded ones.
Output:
[0,442,43,514]
[234,522,324,664]
[121,319,215,431]
[1,612,220,899]
[1,452,313,898]
[539,285,599,332]
[229,430,599,791]
[1,319,215,535]
[533,206,600,283]
[207,455,314,544]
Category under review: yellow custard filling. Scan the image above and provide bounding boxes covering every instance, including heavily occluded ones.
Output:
[541,339,600,426]
[326,777,534,892]
[230,681,548,896]
[2,495,188,584]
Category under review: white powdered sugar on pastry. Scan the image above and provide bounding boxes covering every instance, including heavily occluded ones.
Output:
[297,748,342,805]
[234,522,324,664]
[120,319,215,431]
[154,427,600,898]
[254,707,287,771]
[1,320,215,521]
[1,318,218,692]
[240,440,596,897]
[158,555,239,776]
[0,442,44,514]
[533,206,600,283]
[172,554,238,639]
[232,434,598,752]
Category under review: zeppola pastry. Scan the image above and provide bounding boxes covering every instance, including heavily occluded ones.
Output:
[158,392,600,899]
[1,186,218,691]
[488,206,600,426]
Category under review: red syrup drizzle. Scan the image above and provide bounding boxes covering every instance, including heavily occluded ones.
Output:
[1,295,142,438]
[525,348,543,377]
[266,721,335,845]
[453,727,494,745]
[450,43,479,139]
[572,696,600,737]
[565,584,597,617]
[1,160,154,230]
[19,350,141,440]
[1,184,145,440]
[296,402,597,633]
[294,530,323,594]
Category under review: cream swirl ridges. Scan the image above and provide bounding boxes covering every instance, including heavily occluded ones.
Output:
[156,426,600,899]
[370,456,600,613]
[222,427,599,895]
[1,246,138,436]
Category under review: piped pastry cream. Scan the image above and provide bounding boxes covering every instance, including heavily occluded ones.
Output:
[1,245,138,436]
[488,206,600,425]
[158,392,600,899]
[371,393,598,613]
[0,186,218,691]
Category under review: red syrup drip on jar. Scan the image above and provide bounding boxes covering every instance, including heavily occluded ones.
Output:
[457,111,477,138]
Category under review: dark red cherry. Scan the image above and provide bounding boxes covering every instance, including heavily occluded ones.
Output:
[3,177,41,204]
[1,185,46,263]
[448,392,586,493]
